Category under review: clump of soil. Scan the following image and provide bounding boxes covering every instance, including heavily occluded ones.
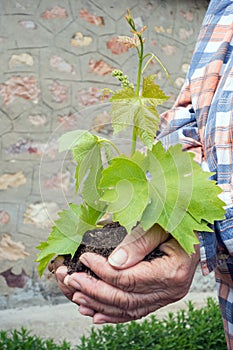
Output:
[63,222,164,276]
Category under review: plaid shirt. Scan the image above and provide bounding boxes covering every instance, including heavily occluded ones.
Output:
[158,0,233,275]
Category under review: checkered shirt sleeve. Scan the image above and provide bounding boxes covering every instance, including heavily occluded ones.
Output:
[158,0,233,274]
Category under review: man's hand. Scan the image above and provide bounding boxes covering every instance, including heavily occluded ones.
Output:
[55,224,200,324]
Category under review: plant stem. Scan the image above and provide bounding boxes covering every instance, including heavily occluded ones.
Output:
[98,139,121,155]
[130,34,144,157]
[135,38,143,96]
[142,53,173,84]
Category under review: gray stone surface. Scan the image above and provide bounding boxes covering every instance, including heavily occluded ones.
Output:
[0,0,212,311]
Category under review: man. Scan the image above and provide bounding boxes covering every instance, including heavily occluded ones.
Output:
[55,0,233,348]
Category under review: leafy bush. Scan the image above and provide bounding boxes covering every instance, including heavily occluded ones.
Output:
[0,298,226,350]
[77,298,226,350]
[0,327,71,350]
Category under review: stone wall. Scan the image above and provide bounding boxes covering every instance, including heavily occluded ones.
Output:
[0,0,212,309]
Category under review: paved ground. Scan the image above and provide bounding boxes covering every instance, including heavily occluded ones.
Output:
[0,291,217,346]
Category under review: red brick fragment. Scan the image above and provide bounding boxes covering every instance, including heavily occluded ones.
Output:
[49,81,68,103]
[0,210,10,224]
[89,59,114,76]
[77,87,110,106]
[79,9,104,26]
[43,171,71,191]
[57,112,78,129]
[0,76,40,105]
[106,37,129,55]
[41,6,68,19]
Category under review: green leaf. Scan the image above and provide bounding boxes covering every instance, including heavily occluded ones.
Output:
[75,142,105,211]
[35,251,55,278]
[63,132,116,210]
[140,142,225,254]
[110,87,136,133]
[58,130,97,153]
[110,77,169,149]
[100,140,115,164]
[36,203,101,276]
[59,130,104,208]
[99,157,149,232]
[142,75,168,104]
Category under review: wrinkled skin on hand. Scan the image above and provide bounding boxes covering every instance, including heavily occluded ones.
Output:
[55,224,200,324]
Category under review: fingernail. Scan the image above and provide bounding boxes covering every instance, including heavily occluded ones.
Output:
[64,275,81,290]
[79,305,95,317]
[56,266,67,275]
[79,254,90,268]
[93,317,108,324]
[64,275,70,286]
[108,248,128,267]
[78,298,87,305]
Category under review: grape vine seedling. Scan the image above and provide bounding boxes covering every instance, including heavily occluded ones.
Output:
[36,10,225,276]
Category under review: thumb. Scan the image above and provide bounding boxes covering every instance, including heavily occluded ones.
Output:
[108,224,169,269]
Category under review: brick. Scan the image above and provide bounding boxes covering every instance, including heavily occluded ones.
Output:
[9,53,34,69]
[38,1,72,33]
[40,49,81,80]
[49,107,78,132]
[23,202,59,228]
[2,132,58,161]
[91,111,113,135]
[76,86,110,106]
[79,9,105,26]
[41,79,71,110]
[50,55,75,74]
[33,159,76,201]
[0,211,10,225]
[0,234,29,261]
[0,267,28,288]
[43,171,71,191]
[55,111,79,130]
[14,108,50,133]
[70,1,115,35]
[18,20,37,30]
[70,32,93,47]
[89,58,114,76]
[0,171,26,190]
[55,22,97,55]
[106,37,129,55]
[0,204,19,233]
[41,6,68,19]
[0,75,40,105]
[49,80,68,103]
[0,163,32,203]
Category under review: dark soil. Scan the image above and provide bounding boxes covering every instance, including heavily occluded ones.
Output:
[63,222,165,276]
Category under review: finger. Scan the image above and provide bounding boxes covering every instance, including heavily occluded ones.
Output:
[79,252,169,293]
[78,305,95,317]
[91,298,169,324]
[64,273,172,312]
[55,266,76,300]
[108,224,169,269]
[72,289,167,317]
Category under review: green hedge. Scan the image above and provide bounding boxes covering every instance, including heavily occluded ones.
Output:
[0,327,71,350]
[0,298,226,350]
